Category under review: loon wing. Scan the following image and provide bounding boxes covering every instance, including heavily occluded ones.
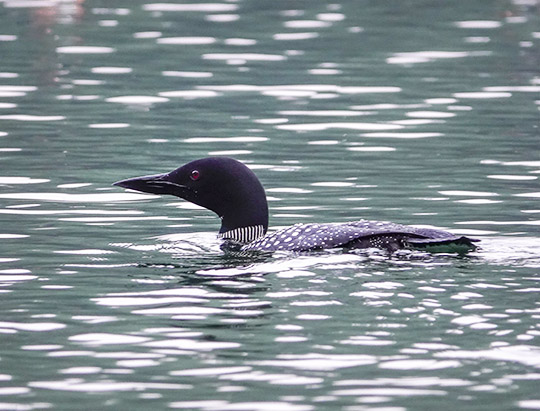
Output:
[243,221,478,253]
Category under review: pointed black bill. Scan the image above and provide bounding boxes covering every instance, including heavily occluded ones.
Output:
[113,173,188,196]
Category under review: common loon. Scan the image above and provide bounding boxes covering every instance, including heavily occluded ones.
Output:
[114,157,478,253]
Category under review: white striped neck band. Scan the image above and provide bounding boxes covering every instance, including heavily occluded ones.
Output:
[219,225,265,244]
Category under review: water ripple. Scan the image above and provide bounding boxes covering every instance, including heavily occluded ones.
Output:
[106,95,169,105]
[277,122,402,132]
[0,115,65,121]
[169,401,313,411]
[142,3,238,12]
[436,345,540,368]
[0,321,65,332]
[28,380,191,392]
[0,192,153,202]
[157,36,216,45]
[56,46,115,54]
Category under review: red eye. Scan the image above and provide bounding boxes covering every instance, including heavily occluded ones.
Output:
[190,170,200,181]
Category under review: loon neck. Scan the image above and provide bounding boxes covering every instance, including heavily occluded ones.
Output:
[217,196,269,242]
[219,224,266,243]
[212,163,269,241]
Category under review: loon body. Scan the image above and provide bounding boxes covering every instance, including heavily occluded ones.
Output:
[114,157,478,253]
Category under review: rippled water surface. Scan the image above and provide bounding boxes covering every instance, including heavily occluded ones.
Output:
[1,0,539,410]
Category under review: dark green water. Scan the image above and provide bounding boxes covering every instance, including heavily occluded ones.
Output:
[1,1,539,410]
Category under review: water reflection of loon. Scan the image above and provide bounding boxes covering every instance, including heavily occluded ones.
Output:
[114,157,478,253]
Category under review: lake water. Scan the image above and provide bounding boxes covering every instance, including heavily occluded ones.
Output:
[1,0,539,410]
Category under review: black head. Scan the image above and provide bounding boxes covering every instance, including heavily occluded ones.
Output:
[114,157,269,234]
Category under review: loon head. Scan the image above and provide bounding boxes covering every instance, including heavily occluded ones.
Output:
[114,157,269,235]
